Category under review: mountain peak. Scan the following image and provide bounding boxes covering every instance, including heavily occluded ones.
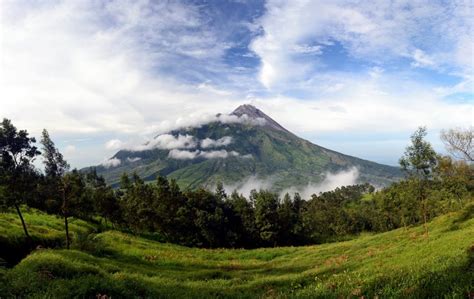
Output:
[232,104,264,118]
[231,104,290,133]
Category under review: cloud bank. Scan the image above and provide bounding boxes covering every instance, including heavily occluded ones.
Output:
[101,157,121,168]
[225,167,359,198]
[168,149,240,160]
[127,134,197,152]
[201,136,233,148]
[280,167,360,199]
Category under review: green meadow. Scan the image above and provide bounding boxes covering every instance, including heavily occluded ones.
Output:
[1,206,473,298]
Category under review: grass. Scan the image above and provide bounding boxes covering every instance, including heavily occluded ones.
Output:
[0,207,97,266]
[0,207,473,298]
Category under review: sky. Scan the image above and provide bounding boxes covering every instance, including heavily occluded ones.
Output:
[0,0,473,168]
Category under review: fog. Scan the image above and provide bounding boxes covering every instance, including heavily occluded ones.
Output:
[224,167,359,199]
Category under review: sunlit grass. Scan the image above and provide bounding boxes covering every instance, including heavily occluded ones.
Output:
[1,207,473,298]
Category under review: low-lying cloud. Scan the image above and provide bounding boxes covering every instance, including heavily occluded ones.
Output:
[224,167,359,199]
[101,157,121,168]
[224,176,275,198]
[126,157,141,163]
[127,134,197,151]
[168,149,240,160]
[201,136,233,148]
[280,167,360,199]
[111,132,238,153]
[147,113,267,137]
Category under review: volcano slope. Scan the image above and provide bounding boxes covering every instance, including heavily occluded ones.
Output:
[94,105,402,191]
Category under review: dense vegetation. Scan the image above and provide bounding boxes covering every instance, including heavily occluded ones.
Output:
[0,119,473,297]
[0,205,472,298]
[0,120,473,250]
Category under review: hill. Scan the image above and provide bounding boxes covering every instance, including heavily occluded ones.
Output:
[1,207,473,298]
[92,105,402,191]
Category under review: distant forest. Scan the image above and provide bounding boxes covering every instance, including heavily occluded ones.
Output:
[1,119,472,248]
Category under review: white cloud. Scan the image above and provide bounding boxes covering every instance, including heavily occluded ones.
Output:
[129,134,197,151]
[411,49,436,68]
[217,114,267,126]
[246,74,473,134]
[225,168,359,199]
[200,150,239,159]
[281,167,360,199]
[292,44,323,55]
[168,149,200,160]
[101,157,121,168]
[168,149,240,160]
[1,0,471,170]
[105,139,124,150]
[224,176,274,197]
[126,157,141,162]
[0,0,241,138]
[142,112,266,137]
[251,0,473,88]
[201,136,233,148]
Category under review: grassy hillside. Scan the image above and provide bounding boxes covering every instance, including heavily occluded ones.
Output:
[1,207,473,298]
[0,208,96,266]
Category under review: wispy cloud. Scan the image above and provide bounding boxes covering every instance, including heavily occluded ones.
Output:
[129,134,197,151]
[1,0,471,169]
[201,136,233,148]
[280,167,360,199]
[224,167,359,198]
[168,149,240,160]
[101,157,121,168]
[250,0,473,88]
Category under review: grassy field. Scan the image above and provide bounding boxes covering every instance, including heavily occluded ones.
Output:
[0,207,473,298]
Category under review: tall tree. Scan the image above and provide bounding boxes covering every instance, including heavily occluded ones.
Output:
[399,127,437,235]
[253,190,280,246]
[40,129,70,214]
[440,127,473,162]
[41,129,69,178]
[61,170,86,249]
[0,119,40,238]
[277,193,295,245]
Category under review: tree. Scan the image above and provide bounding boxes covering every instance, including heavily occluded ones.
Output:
[40,129,70,214]
[291,193,305,244]
[86,169,121,227]
[61,170,86,249]
[277,193,295,245]
[41,129,69,178]
[253,190,280,246]
[119,173,156,233]
[0,119,40,239]
[215,181,227,201]
[227,190,257,247]
[399,127,437,235]
[440,127,473,162]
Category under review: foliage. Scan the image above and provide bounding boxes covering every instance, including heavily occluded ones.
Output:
[0,118,40,238]
[0,206,472,298]
[441,127,473,162]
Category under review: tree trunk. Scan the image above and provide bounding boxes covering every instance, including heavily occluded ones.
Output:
[64,215,70,249]
[420,180,429,237]
[15,203,30,239]
[422,199,429,237]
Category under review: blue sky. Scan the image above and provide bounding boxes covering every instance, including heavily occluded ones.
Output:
[0,0,472,167]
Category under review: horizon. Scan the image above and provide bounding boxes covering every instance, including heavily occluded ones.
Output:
[1,0,472,168]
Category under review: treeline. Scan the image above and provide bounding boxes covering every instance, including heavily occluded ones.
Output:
[1,119,473,248]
